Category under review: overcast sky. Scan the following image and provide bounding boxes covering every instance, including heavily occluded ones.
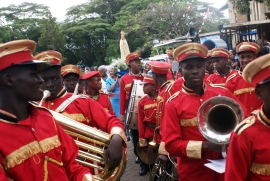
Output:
[1,0,228,21]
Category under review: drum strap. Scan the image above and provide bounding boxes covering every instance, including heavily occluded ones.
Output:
[55,94,84,113]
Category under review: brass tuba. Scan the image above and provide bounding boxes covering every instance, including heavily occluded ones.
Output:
[197,96,244,144]
[37,91,127,181]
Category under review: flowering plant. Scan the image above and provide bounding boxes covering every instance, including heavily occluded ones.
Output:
[110,58,128,73]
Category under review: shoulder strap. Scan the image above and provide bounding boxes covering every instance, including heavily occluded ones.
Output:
[55,94,86,113]
[167,91,180,103]
[234,115,256,135]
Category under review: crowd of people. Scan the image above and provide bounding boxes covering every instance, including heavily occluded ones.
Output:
[0,38,270,181]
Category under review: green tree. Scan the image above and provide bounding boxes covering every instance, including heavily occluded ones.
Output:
[229,0,270,14]
[0,2,52,44]
[37,15,65,53]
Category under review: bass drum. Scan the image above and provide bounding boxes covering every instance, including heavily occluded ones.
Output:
[125,80,146,130]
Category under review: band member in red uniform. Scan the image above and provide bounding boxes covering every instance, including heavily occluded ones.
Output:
[120,51,143,163]
[148,61,172,162]
[35,50,126,171]
[78,72,86,94]
[83,71,115,115]
[164,43,248,181]
[225,42,262,114]
[0,40,93,181]
[225,54,270,181]
[61,64,81,93]
[207,48,237,85]
[205,50,214,79]
[138,75,158,175]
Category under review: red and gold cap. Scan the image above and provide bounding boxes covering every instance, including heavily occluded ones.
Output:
[0,39,48,71]
[211,48,230,59]
[173,43,208,62]
[82,71,100,80]
[166,49,174,58]
[206,50,212,58]
[126,52,142,65]
[242,54,270,85]
[236,42,260,54]
[61,64,81,77]
[79,72,85,79]
[148,61,172,74]
[34,50,62,65]
[142,75,156,85]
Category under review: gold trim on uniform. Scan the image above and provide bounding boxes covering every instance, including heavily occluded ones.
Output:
[180,117,197,127]
[186,141,202,159]
[124,83,131,94]
[144,103,157,110]
[234,115,256,135]
[250,163,270,175]
[138,138,148,147]
[5,135,61,169]
[234,87,255,96]
[158,142,168,155]
[61,112,90,123]
[109,127,127,146]
[167,91,180,103]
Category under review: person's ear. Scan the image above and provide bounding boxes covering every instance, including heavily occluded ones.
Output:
[255,86,262,100]
[3,74,14,87]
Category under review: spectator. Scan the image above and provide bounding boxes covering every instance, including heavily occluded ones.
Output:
[98,65,108,93]
[106,67,120,118]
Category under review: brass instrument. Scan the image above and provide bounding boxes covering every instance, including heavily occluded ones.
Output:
[197,95,244,145]
[149,156,178,181]
[38,91,127,181]
[136,142,158,165]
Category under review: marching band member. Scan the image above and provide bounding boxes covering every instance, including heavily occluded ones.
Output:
[61,64,81,93]
[35,50,126,172]
[164,43,248,181]
[119,51,143,163]
[138,75,158,176]
[148,61,172,164]
[83,71,115,115]
[0,40,93,181]
[207,48,238,85]
[225,42,262,114]
[225,54,270,181]
[78,72,86,94]
[204,50,214,79]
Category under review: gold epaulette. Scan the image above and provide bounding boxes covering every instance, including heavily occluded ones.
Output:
[167,91,180,103]
[226,73,237,83]
[165,82,174,92]
[209,83,226,89]
[234,115,256,135]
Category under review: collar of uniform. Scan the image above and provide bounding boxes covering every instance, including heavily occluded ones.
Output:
[215,67,232,76]
[160,81,170,90]
[258,107,270,127]
[129,72,142,77]
[0,104,35,125]
[182,82,206,95]
[55,87,67,99]
[0,109,18,123]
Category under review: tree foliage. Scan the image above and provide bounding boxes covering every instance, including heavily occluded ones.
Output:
[0,0,228,66]
[229,0,270,14]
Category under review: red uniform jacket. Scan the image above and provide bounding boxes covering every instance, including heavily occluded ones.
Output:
[89,91,115,115]
[225,108,270,181]
[40,88,126,144]
[207,69,238,85]
[138,95,157,146]
[164,81,248,181]
[225,71,262,114]
[119,73,143,116]
[167,69,182,82]
[0,104,90,181]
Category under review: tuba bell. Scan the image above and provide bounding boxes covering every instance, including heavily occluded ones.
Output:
[197,96,244,144]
